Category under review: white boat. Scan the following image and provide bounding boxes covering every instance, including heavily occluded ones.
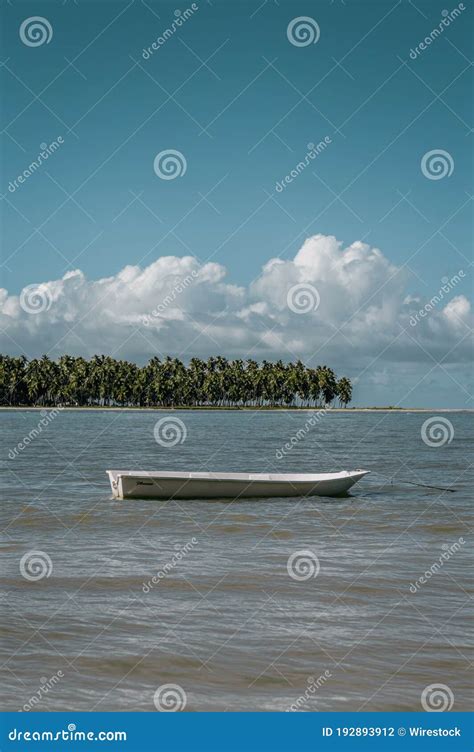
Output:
[106,469,369,500]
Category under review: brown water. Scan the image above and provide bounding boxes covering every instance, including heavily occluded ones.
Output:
[1,410,472,712]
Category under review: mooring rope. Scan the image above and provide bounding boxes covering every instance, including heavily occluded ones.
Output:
[371,471,456,493]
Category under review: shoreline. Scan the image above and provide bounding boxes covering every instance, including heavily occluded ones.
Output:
[0,406,471,413]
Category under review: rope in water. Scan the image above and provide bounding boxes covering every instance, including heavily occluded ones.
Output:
[371,471,456,493]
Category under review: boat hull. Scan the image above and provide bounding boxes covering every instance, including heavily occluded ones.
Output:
[106,470,369,500]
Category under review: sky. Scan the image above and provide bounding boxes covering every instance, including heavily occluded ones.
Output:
[0,0,472,406]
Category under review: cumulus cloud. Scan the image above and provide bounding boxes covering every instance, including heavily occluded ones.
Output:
[0,234,471,372]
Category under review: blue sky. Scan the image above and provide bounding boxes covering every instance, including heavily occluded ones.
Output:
[0,0,472,406]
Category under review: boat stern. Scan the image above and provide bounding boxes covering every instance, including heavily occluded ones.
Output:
[106,470,122,499]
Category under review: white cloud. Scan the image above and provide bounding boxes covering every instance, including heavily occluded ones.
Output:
[1,235,471,375]
[443,295,471,328]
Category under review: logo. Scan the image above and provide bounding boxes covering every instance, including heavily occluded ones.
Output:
[421,150,454,180]
[421,417,454,447]
[287,17,320,47]
[153,683,187,711]
[287,550,320,581]
[287,283,320,314]
[153,149,187,180]
[20,17,53,47]
[421,683,454,712]
[20,551,53,581]
[20,284,52,314]
[153,417,187,447]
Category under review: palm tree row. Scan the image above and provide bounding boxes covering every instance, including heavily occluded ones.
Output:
[0,354,353,408]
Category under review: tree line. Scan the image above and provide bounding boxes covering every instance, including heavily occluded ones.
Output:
[0,355,353,408]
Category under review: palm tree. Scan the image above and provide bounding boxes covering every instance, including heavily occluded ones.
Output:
[317,366,338,407]
[307,368,321,407]
[188,357,206,405]
[245,359,261,407]
[0,355,28,405]
[25,358,48,405]
[1,354,351,409]
[337,377,353,407]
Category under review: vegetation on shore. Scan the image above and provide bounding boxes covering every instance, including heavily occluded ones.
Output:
[0,355,352,408]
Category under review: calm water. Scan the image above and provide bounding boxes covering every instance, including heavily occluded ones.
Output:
[1,409,472,712]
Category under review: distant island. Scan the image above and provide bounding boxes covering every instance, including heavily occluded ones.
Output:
[0,355,352,409]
